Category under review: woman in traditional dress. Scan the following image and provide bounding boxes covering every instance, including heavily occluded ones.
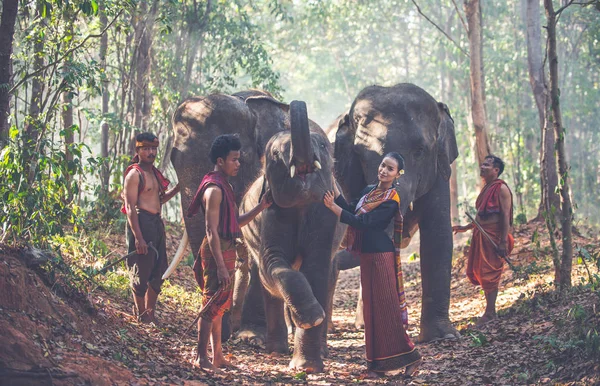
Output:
[323,152,422,378]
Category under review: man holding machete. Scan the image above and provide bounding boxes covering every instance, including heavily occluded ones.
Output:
[453,155,514,325]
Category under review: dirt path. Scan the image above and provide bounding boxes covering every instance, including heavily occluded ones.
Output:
[1,221,599,385]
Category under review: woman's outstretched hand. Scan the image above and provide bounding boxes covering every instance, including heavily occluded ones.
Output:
[323,191,342,216]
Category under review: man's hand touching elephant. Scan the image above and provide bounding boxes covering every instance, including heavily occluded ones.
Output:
[452,223,473,235]
[260,189,273,209]
[323,191,342,217]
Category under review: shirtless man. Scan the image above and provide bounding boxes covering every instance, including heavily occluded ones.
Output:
[187,134,271,370]
[453,155,514,325]
[122,132,180,323]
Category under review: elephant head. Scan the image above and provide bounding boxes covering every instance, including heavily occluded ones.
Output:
[334,83,458,216]
[264,101,333,208]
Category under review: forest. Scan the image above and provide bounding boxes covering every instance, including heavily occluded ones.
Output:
[0,0,599,385]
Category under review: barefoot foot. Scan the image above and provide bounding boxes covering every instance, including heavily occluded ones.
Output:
[213,356,234,369]
[193,356,218,372]
[475,313,497,327]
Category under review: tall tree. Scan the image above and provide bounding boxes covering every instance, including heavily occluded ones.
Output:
[99,3,110,189]
[0,0,19,143]
[464,0,491,167]
[544,0,574,289]
[524,0,560,219]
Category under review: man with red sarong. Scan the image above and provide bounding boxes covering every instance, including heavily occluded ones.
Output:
[187,134,271,371]
[453,155,514,325]
[122,132,180,324]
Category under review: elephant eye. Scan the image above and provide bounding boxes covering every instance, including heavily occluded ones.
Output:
[273,149,280,157]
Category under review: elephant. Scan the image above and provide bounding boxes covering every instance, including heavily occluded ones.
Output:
[170,90,321,337]
[238,101,345,372]
[332,83,460,343]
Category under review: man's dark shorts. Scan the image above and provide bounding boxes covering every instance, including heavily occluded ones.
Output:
[126,209,168,297]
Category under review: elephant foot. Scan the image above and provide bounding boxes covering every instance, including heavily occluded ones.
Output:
[320,343,329,359]
[289,355,324,374]
[235,325,266,348]
[266,340,289,355]
[290,301,325,330]
[416,319,460,343]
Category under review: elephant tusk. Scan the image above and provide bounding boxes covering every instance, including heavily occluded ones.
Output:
[409,202,414,211]
[162,229,189,280]
[290,165,296,178]
[314,160,322,170]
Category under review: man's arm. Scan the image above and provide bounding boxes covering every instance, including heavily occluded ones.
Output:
[161,183,180,204]
[124,171,148,255]
[497,184,512,256]
[204,186,231,288]
[238,190,272,227]
[452,223,474,234]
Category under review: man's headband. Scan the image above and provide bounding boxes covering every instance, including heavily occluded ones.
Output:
[136,139,159,148]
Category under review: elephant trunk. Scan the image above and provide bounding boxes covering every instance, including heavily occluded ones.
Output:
[289,100,314,171]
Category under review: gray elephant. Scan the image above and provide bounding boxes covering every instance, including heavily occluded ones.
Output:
[170,90,309,336]
[239,101,345,372]
[333,83,460,343]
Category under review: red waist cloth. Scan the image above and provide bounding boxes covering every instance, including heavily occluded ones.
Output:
[467,222,514,293]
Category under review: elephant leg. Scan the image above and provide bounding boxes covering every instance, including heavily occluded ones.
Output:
[237,259,267,348]
[417,175,460,342]
[262,286,289,354]
[354,282,364,329]
[260,213,325,330]
[325,256,339,334]
[289,239,334,372]
[263,261,325,329]
[289,270,328,372]
[230,254,249,333]
[326,249,360,332]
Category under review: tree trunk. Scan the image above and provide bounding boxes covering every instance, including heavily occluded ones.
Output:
[0,0,19,143]
[464,0,491,167]
[27,19,46,144]
[99,5,110,188]
[544,0,573,290]
[524,0,560,219]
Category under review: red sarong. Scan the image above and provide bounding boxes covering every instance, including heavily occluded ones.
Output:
[467,223,514,293]
[194,237,237,321]
[467,179,514,293]
[361,251,421,372]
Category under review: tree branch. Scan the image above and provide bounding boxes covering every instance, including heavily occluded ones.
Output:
[410,0,469,57]
[9,9,124,94]
[450,0,468,33]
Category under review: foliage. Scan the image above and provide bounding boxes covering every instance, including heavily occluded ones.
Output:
[576,245,600,290]
[0,128,86,247]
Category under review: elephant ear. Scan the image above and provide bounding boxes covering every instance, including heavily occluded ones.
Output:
[436,102,459,181]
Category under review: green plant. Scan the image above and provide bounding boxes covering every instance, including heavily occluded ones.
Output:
[515,213,528,225]
[468,331,489,347]
[576,245,600,290]
[0,128,87,247]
